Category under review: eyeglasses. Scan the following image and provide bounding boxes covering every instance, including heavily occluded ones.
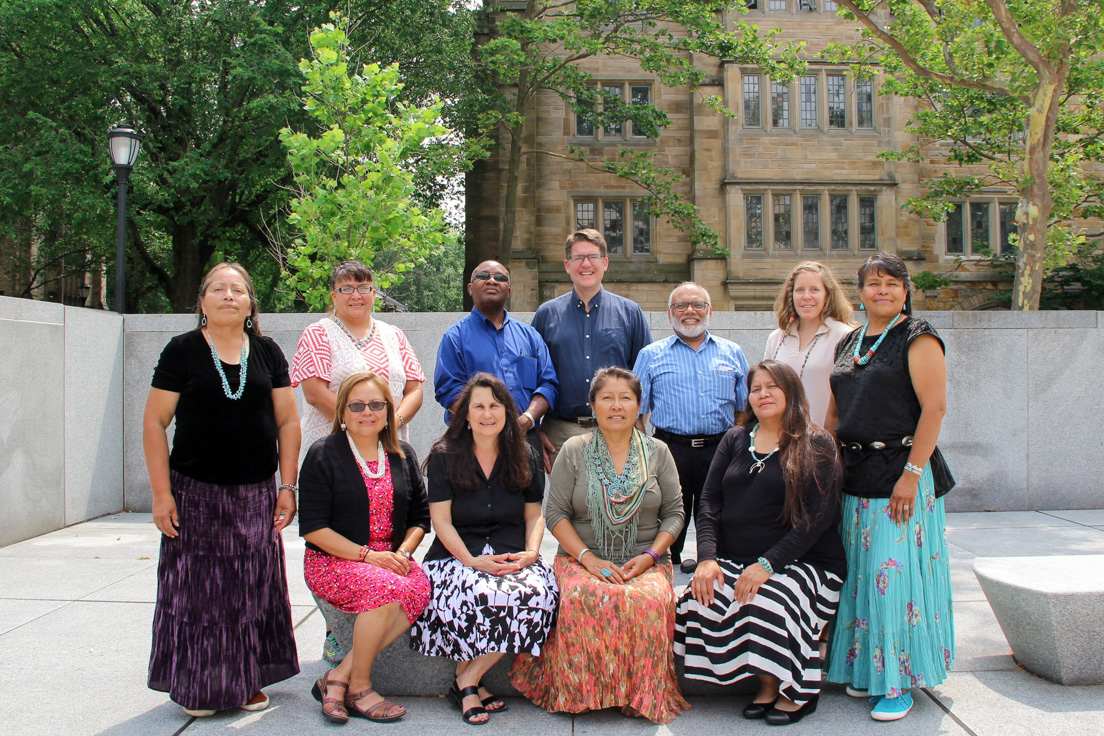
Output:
[334,285,375,294]
[473,272,510,283]
[346,400,387,413]
[670,301,710,313]
[567,253,605,264]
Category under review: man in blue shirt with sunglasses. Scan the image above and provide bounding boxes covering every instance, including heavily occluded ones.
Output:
[434,260,559,469]
[532,228,652,466]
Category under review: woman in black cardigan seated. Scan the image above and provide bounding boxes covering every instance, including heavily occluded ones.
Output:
[675,360,845,726]
[298,371,431,725]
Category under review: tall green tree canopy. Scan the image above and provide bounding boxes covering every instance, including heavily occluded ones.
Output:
[830,0,1104,310]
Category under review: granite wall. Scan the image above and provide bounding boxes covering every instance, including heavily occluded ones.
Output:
[3,300,1102,546]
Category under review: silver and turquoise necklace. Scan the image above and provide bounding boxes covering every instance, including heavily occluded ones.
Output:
[747,423,779,474]
[207,330,248,400]
[852,312,903,366]
[333,317,377,350]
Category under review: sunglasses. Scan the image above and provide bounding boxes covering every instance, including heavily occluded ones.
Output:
[473,272,510,283]
[334,285,375,294]
[346,400,387,413]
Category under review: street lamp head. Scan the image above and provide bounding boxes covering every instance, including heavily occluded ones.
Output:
[107,126,144,170]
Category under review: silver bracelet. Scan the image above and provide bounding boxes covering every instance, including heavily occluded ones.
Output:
[278,483,298,496]
[521,411,537,428]
[904,461,924,476]
[577,547,592,564]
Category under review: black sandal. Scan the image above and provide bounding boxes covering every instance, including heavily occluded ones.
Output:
[447,682,488,725]
[478,680,508,713]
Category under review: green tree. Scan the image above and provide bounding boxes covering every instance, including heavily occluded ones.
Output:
[278,19,452,311]
[830,0,1104,310]
[384,234,465,311]
[472,0,803,267]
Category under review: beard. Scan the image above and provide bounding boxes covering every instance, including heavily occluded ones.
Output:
[671,312,710,339]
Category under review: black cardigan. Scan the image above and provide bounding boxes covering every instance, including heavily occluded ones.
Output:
[298,434,430,553]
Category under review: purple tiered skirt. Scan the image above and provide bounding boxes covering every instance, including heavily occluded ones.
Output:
[147,471,299,710]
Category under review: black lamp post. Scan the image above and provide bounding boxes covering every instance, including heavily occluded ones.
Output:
[108,126,144,313]
[78,282,92,307]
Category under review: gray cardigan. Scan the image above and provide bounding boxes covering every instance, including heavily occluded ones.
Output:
[545,433,685,563]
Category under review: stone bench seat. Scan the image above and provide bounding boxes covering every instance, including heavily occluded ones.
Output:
[973,555,1104,685]
[313,594,756,697]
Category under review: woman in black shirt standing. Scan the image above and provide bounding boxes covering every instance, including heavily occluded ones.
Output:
[411,373,558,725]
[676,360,845,726]
[143,263,300,718]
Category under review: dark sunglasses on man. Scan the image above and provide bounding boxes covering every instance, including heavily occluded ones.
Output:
[473,272,510,283]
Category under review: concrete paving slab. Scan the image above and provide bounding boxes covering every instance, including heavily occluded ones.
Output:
[80,565,159,603]
[0,556,155,600]
[0,598,69,635]
[946,526,1104,557]
[1042,509,1104,527]
[944,511,1081,530]
[0,523,162,559]
[952,601,1017,673]
[950,554,987,602]
[928,670,1104,736]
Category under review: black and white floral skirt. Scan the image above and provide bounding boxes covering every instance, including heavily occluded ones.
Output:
[410,545,559,660]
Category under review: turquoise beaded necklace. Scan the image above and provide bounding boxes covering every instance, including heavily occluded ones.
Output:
[207,330,249,400]
[852,312,903,366]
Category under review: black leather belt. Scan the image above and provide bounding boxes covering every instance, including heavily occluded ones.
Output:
[555,415,597,428]
[840,436,914,452]
[654,428,727,449]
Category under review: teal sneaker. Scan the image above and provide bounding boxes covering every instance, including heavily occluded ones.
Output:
[322,631,345,665]
[871,691,913,721]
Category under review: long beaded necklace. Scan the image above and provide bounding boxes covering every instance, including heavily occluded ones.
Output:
[773,329,823,379]
[207,330,249,400]
[589,430,646,524]
[347,432,386,479]
[332,316,377,350]
[852,312,903,366]
[747,423,780,474]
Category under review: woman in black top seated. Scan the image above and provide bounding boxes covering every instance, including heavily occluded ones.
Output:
[298,372,431,724]
[675,360,845,726]
[411,373,558,725]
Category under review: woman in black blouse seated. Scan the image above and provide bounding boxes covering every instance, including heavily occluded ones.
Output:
[298,372,431,724]
[411,373,558,725]
[675,360,845,726]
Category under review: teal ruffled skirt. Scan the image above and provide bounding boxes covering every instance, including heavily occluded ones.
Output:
[826,464,955,696]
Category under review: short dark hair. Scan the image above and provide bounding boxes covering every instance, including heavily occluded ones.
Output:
[331,261,374,290]
[195,262,261,335]
[565,228,608,259]
[588,366,642,406]
[857,251,913,314]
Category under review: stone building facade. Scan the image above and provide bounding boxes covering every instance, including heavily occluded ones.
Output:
[467,3,1036,311]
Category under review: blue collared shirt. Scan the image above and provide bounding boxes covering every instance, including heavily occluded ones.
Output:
[531,288,652,419]
[434,308,558,422]
[633,332,749,435]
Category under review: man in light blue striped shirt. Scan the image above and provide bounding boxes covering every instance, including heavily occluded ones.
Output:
[633,282,749,573]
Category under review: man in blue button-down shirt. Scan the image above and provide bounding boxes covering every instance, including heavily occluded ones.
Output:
[633,282,748,572]
[434,260,558,469]
[532,228,651,465]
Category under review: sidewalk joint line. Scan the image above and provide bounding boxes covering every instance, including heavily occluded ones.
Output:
[294,606,319,630]
[171,717,197,735]
[921,687,979,736]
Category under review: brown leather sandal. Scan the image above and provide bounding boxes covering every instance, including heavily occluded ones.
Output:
[310,669,349,724]
[344,687,406,723]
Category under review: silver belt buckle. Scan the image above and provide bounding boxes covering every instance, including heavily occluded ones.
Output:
[902,436,914,447]
[869,441,886,450]
[690,438,705,448]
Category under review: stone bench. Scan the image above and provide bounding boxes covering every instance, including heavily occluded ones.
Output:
[313,595,756,696]
[974,555,1104,685]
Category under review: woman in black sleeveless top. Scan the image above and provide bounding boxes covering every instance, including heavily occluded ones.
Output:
[823,252,955,722]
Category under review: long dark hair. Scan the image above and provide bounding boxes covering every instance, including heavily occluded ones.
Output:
[857,251,913,315]
[738,360,840,529]
[427,373,532,493]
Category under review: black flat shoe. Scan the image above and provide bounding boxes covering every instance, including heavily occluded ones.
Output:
[742,698,778,720]
[765,695,818,726]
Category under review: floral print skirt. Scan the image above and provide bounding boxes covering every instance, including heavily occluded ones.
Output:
[826,463,955,696]
[511,556,689,724]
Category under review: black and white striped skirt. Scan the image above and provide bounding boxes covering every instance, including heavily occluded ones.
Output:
[675,559,842,705]
[411,545,559,660]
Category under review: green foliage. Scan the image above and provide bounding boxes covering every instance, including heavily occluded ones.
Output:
[383,234,465,312]
[912,270,955,291]
[279,19,452,311]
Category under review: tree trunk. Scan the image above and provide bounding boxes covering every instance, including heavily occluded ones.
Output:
[168,222,211,313]
[498,65,530,266]
[1012,77,1063,310]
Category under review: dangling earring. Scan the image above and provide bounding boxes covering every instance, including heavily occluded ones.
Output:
[466,421,471,429]
[789,315,795,323]
[201,313,207,326]
[246,316,253,329]
[340,421,347,431]
[383,421,389,428]
[859,302,866,311]
[590,410,597,419]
